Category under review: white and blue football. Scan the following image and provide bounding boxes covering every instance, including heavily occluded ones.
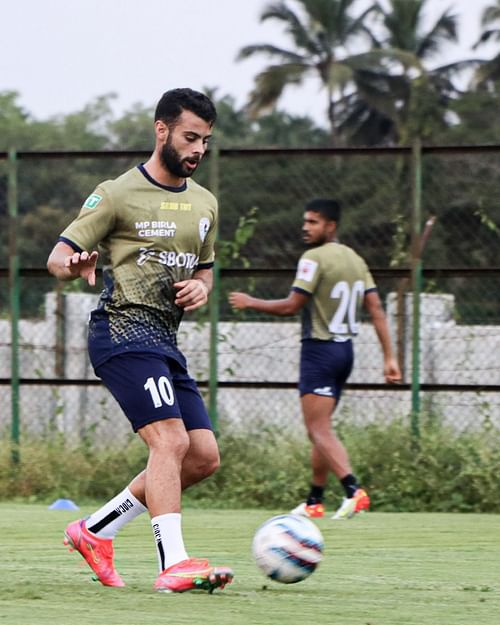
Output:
[252,514,324,584]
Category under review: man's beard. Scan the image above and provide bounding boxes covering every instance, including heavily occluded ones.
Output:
[303,234,327,248]
[160,137,199,179]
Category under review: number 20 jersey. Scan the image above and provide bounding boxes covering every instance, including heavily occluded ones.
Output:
[58,164,217,368]
[292,242,376,342]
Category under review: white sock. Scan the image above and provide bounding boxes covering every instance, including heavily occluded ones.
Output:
[151,513,189,572]
[86,487,147,539]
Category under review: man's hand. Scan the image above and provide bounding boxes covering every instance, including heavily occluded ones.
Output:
[174,279,209,311]
[228,291,252,310]
[63,250,99,286]
[384,357,402,384]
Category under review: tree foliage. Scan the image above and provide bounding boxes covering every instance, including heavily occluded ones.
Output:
[1,0,500,290]
[237,0,382,143]
[237,0,494,145]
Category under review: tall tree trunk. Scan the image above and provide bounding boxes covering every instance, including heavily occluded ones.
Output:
[327,84,336,146]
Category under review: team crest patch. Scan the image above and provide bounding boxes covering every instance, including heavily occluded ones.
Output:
[199,217,210,242]
[83,193,102,209]
[296,258,318,282]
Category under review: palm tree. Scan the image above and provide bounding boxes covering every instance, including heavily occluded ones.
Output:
[473,0,500,87]
[362,0,465,143]
[236,0,382,144]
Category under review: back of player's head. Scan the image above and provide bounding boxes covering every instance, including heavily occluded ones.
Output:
[155,88,217,127]
[305,198,341,223]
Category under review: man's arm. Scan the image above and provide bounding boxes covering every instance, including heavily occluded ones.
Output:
[364,290,401,384]
[228,290,309,316]
[47,241,99,286]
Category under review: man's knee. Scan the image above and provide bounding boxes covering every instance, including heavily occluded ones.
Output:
[194,449,220,479]
[306,423,335,447]
[182,444,220,486]
[140,419,190,458]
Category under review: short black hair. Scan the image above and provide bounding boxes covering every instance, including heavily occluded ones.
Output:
[154,88,217,127]
[305,198,341,223]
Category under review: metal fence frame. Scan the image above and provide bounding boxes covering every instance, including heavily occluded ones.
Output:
[2,144,500,456]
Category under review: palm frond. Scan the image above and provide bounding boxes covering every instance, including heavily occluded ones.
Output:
[346,3,379,40]
[347,48,422,72]
[416,9,458,60]
[260,1,323,54]
[325,62,353,91]
[473,27,500,49]
[472,51,500,87]
[429,58,487,78]
[337,96,396,146]
[354,70,409,117]
[482,2,500,26]
[237,43,308,65]
[245,63,312,117]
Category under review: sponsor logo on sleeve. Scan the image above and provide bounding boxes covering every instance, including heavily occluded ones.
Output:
[296,258,318,282]
[83,193,102,209]
[199,217,210,242]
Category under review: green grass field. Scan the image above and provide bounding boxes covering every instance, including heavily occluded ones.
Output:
[0,504,498,625]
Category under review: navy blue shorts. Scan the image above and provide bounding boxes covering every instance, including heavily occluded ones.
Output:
[299,339,354,399]
[95,353,212,433]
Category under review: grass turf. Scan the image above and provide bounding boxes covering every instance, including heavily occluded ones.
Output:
[0,503,498,625]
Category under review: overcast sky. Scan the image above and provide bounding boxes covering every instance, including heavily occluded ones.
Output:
[2,0,497,127]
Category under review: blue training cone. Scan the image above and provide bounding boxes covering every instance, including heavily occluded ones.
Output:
[48,498,79,510]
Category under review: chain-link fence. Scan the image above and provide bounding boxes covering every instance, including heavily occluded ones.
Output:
[1,145,499,447]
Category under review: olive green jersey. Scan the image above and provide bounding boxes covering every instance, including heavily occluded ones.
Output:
[59,164,217,367]
[291,242,376,341]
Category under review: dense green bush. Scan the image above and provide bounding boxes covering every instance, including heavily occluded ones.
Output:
[0,437,148,503]
[341,418,500,512]
[1,419,499,512]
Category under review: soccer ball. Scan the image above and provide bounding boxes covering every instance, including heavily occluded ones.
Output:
[252,514,324,584]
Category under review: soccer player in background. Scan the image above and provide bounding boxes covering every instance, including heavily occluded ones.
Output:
[47,88,233,592]
[229,199,401,520]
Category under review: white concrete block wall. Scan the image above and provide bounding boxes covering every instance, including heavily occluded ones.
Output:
[0,290,498,442]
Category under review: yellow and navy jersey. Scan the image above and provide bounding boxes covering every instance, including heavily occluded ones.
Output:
[59,164,217,367]
[292,242,376,341]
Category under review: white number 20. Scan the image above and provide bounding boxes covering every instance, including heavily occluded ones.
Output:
[328,280,365,335]
[144,376,175,408]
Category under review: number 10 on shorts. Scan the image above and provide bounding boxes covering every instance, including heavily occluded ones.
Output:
[144,376,175,408]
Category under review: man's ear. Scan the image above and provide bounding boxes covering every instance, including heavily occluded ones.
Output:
[327,219,337,237]
[155,120,169,141]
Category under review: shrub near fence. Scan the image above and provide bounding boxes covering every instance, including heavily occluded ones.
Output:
[1,419,500,513]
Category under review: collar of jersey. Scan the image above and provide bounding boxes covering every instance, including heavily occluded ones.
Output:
[137,163,187,192]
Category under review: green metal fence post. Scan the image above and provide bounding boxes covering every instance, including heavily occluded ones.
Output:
[8,149,20,463]
[410,139,422,439]
[208,144,220,434]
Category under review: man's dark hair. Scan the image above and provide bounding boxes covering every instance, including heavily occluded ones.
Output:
[155,88,217,127]
[305,198,341,223]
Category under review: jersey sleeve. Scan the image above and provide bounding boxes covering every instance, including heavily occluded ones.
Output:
[59,185,116,251]
[292,250,321,295]
[363,260,376,292]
